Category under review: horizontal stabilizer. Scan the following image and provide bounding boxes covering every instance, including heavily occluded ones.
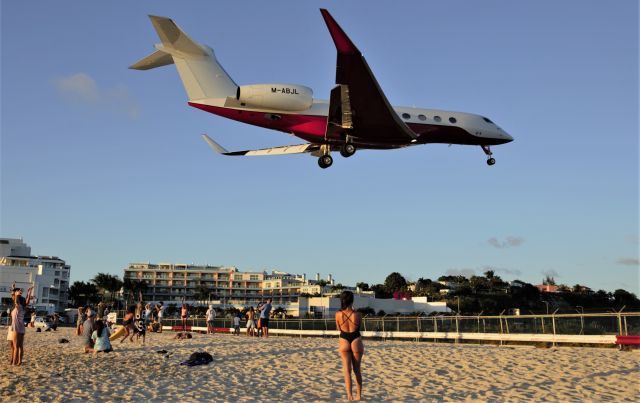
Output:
[202,134,319,156]
[148,15,207,56]
[129,49,174,70]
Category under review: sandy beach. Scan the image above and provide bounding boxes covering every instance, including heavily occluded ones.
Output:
[0,326,638,401]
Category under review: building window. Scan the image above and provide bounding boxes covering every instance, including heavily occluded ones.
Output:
[402,113,411,120]
[250,275,259,281]
[418,114,426,121]
[449,117,457,123]
[434,116,442,122]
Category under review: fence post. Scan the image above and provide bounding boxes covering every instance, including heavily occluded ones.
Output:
[455,315,459,344]
[551,309,558,347]
[433,316,437,343]
[499,310,504,346]
[397,316,400,333]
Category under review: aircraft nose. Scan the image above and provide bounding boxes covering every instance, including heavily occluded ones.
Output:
[504,132,514,142]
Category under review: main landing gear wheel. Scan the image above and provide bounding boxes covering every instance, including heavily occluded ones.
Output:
[318,154,333,169]
[481,145,496,166]
[340,143,356,158]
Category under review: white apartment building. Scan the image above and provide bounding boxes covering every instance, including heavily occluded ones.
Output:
[123,263,335,304]
[0,238,71,312]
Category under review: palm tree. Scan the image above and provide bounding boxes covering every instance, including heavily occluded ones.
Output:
[92,273,123,302]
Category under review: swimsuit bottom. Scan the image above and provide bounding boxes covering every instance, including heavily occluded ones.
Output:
[339,330,361,343]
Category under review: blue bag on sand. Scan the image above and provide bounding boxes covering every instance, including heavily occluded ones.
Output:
[180,352,213,366]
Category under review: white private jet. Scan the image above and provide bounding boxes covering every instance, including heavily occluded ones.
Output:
[131,9,513,169]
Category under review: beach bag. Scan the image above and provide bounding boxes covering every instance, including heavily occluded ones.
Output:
[180,352,213,367]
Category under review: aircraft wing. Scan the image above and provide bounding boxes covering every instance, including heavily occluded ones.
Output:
[320,9,417,142]
[202,134,321,156]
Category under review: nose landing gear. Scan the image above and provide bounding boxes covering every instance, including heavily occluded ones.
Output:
[481,145,496,166]
[318,154,333,169]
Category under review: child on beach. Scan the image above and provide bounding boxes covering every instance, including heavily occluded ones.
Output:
[233,314,241,335]
[91,319,113,354]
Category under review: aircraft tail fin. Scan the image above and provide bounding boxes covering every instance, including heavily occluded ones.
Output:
[130,16,238,101]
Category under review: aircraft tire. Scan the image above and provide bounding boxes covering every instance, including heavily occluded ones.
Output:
[318,155,333,169]
[340,144,356,158]
[487,158,496,166]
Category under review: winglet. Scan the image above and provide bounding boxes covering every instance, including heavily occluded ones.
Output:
[202,134,229,154]
[320,9,360,55]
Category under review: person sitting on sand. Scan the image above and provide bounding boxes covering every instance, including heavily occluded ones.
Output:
[91,319,113,354]
[82,309,96,354]
[173,332,193,340]
[335,290,364,401]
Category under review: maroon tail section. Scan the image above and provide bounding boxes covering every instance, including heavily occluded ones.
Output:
[320,9,359,55]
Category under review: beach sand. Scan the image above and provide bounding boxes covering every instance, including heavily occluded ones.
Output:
[0,327,638,401]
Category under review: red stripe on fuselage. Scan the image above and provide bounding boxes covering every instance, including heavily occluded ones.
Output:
[188,102,328,140]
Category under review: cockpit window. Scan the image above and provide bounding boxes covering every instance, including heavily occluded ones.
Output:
[402,113,411,120]
[434,116,442,122]
[482,117,493,123]
[418,114,426,121]
[449,117,457,123]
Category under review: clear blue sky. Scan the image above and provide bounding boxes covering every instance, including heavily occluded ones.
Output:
[1,1,638,293]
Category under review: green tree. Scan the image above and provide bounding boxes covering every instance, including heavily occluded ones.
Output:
[68,281,100,307]
[384,272,407,294]
[613,289,640,308]
[356,282,370,291]
[193,285,212,301]
[92,273,123,302]
[371,284,391,299]
[122,278,149,300]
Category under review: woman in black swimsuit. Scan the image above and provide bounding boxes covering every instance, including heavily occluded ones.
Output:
[335,290,364,401]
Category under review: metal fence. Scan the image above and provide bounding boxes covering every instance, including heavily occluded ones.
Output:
[148,312,639,337]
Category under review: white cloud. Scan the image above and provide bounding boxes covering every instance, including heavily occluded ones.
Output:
[617,258,639,266]
[54,73,99,103]
[488,236,524,249]
[53,73,139,118]
[481,266,522,277]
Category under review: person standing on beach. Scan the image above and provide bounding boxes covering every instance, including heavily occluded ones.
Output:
[206,305,216,334]
[246,306,256,337]
[181,303,189,331]
[8,284,33,366]
[144,303,152,327]
[260,298,272,338]
[233,313,241,336]
[156,302,164,333]
[336,291,364,401]
[76,307,85,336]
[82,309,96,354]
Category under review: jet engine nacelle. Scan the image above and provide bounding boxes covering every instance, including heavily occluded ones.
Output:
[236,84,313,111]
